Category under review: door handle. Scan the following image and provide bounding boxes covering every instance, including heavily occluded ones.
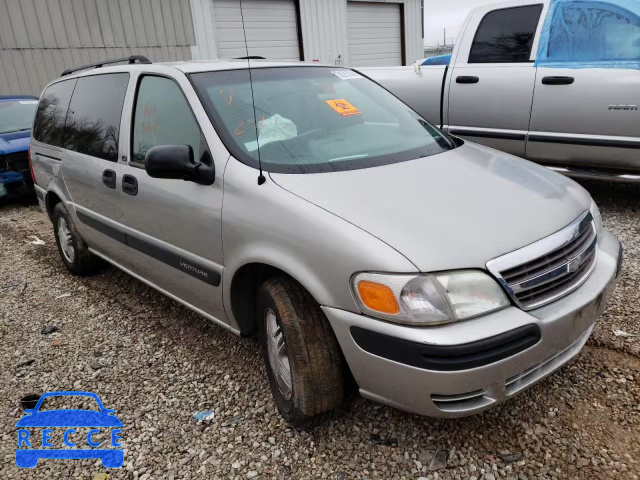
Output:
[122,174,138,196]
[456,76,479,84]
[541,76,574,85]
[102,169,116,189]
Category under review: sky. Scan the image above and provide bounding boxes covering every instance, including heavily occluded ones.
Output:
[423,0,493,46]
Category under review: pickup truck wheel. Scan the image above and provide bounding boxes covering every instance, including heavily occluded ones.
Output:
[52,203,102,276]
[258,277,344,428]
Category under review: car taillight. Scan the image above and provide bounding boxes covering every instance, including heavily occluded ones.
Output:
[28,147,37,185]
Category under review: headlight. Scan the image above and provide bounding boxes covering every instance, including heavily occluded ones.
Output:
[590,200,603,240]
[352,270,510,326]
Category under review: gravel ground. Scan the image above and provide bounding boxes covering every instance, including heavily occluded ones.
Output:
[1,179,639,480]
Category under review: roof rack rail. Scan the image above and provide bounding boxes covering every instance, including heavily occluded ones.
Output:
[61,55,152,77]
[234,56,265,60]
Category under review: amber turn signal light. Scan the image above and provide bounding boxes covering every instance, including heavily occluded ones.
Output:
[357,280,400,315]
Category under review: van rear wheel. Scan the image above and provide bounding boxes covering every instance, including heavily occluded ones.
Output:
[258,277,344,428]
[52,203,102,276]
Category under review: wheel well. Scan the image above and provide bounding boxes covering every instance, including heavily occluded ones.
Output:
[45,192,62,221]
[230,263,291,336]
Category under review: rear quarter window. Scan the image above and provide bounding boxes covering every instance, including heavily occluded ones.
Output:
[543,1,640,64]
[63,73,130,161]
[32,79,77,147]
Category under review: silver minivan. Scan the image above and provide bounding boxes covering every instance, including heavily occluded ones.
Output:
[30,57,621,427]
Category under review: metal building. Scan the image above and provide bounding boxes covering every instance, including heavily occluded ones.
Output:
[0,0,424,95]
[191,0,425,67]
[0,0,195,95]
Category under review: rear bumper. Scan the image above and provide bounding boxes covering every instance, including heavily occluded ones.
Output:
[324,230,621,418]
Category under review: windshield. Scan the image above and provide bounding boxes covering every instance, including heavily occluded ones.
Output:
[0,99,38,134]
[191,67,455,173]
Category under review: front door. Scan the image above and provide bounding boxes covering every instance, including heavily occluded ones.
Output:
[447,3,544,157]
[527,0,640,172]
[114,74,227,323]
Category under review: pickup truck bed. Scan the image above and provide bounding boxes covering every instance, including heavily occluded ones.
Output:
[360,0,640,181]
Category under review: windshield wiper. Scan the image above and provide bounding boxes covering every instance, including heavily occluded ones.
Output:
[328,154,369,162]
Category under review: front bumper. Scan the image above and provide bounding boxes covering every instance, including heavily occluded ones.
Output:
[0,171,32,198]
[324,230,621,418]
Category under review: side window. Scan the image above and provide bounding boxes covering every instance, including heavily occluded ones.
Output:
[131,76,205,166]
[545,2,640,63]
[63,73,129,161]
[469,5,544,63]
[32,79,77,147]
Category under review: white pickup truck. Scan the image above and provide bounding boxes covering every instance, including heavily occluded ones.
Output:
[362,0,640,181]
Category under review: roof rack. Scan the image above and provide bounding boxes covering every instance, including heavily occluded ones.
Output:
[61,55,151,77]
[234,56,265,60]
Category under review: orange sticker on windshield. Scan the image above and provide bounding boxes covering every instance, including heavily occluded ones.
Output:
[325,99,361,116]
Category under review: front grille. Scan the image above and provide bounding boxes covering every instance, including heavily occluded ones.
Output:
[3,151,29,173]
[431,388,492,412]
[487,211,597,310]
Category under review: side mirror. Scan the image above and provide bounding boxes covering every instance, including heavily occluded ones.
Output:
[144,145,215,185]
[23,409,35,415]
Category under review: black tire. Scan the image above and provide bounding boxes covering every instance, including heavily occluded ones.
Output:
[258,276,344,428]
[52,202,102,275]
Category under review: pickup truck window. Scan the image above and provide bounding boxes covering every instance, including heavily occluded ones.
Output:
[33,79,77,147]
[469,4,544,63]
[191,67,455,174]
[543,1,640,64]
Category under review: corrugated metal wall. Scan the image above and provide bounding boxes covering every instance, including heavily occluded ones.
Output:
[192,0,423,66]
[0,0,195,95]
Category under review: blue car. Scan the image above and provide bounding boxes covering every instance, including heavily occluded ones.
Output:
[0,95,38,200]
[15,391,123,469]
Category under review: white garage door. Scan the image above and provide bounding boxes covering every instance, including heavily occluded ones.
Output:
[347,2,403,67]
[214,0,301,60]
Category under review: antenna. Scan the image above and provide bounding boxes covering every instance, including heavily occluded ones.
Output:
[239,0,266,185]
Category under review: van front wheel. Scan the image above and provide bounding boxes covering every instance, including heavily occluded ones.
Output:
[258,277,344,428]
[52,203,102,276]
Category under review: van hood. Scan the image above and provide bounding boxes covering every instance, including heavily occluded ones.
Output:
[270,143,591,271]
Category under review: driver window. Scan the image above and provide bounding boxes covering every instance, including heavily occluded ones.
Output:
[131,76,206,167]
[469,5,544,63]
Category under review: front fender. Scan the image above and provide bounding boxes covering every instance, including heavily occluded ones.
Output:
[221,159,417,330]
[222,246,342,329]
